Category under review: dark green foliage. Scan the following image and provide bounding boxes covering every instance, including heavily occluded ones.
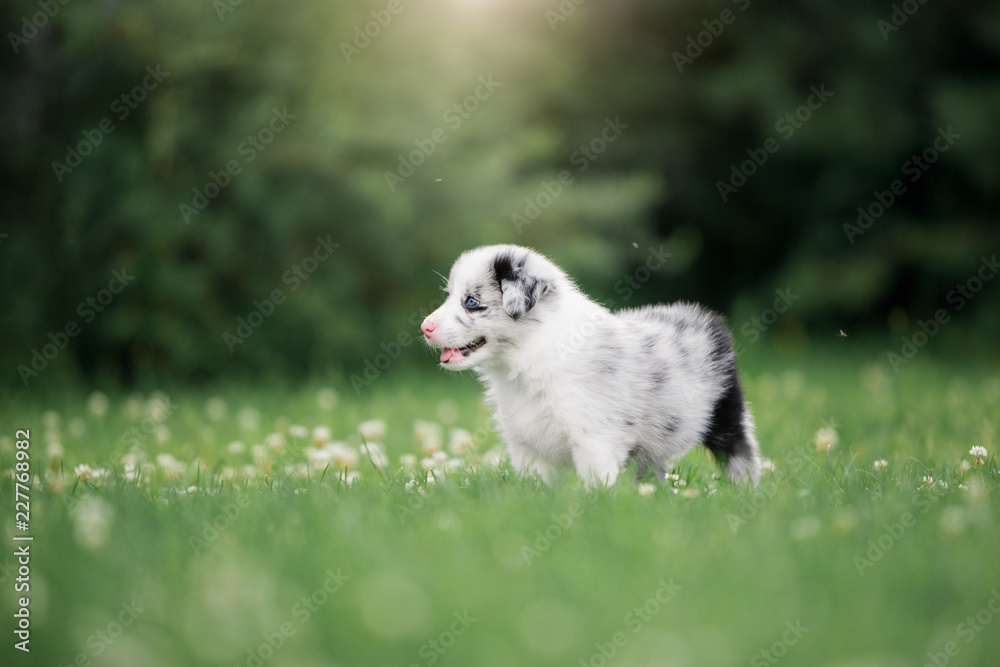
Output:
[2,0,998,386]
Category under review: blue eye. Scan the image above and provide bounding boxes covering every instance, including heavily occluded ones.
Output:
[464,296,481,309]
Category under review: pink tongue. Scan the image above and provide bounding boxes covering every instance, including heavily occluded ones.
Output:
[440,348,462,363]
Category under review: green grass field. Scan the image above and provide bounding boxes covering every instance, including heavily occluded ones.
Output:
[3,346,999,667]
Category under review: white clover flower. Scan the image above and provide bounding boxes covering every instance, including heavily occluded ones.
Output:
[399,454,417,469]
[481,448,504,469]
[873,459,888,471]
[123,395,144,421]
[74,464,93,481]
[47,442,64,463]
[815,427,838,452]
[156,453,185,481]
[227,441,246,455]
[71,496,115,550]
[448,428,475,456]
[404,479,418,492]
[324,442,359,469]
[360,442,388,468]
[682,487,698,499]
[284,463,309,479]
[343,471,361,484]
[288,424,308,439]
[316,387,339,411]
[637,483,656,497]
[87,391,109,417]
[312,425,332,445]
[970,446,988,465]
[420,457,437,471]
[414,420,443,453]
[359,419,387,442]
[237,406,260,431]
[760,458,776,473]
[959,459,972,473]
[922,475,934,485]
[265,432,286,452]
[305,447,333,470]
[446,458,465,471]
[146,393,172,422]
[251,444,268,465]
[205,397,227,422]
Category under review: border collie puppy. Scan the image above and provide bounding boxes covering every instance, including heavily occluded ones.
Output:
[420,245,761,487]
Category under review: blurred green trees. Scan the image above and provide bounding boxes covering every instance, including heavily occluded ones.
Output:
[2,0,998,386]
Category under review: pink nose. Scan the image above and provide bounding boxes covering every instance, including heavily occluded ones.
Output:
[421,318,436,336]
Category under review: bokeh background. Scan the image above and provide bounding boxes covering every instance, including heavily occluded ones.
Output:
[2,0,999,390]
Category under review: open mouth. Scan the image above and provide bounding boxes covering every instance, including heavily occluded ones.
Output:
[440,337,486,364]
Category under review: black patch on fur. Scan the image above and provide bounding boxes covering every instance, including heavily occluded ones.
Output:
[702,374,752,463]
[493,253,516,286]
[493,251,541,320]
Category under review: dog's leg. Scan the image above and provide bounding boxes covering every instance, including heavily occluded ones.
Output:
[726,405,762,484]
[703,378,762,485]
[571,438,625,488]
[507,440,553,484]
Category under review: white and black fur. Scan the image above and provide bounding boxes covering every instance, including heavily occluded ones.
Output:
[420,245,761,487]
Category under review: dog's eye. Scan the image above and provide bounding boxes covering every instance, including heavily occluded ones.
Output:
[464,296,481,309]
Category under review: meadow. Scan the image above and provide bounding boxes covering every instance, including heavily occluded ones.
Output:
[2,345,998,667]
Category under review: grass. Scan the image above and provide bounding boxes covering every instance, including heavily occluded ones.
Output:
[2,345,999,667]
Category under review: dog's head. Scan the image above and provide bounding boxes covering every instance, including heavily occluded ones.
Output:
[421,245,557,370]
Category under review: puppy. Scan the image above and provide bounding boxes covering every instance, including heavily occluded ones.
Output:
[420,245,761,486]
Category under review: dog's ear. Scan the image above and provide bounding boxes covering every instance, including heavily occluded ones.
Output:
[493,251,546,320]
